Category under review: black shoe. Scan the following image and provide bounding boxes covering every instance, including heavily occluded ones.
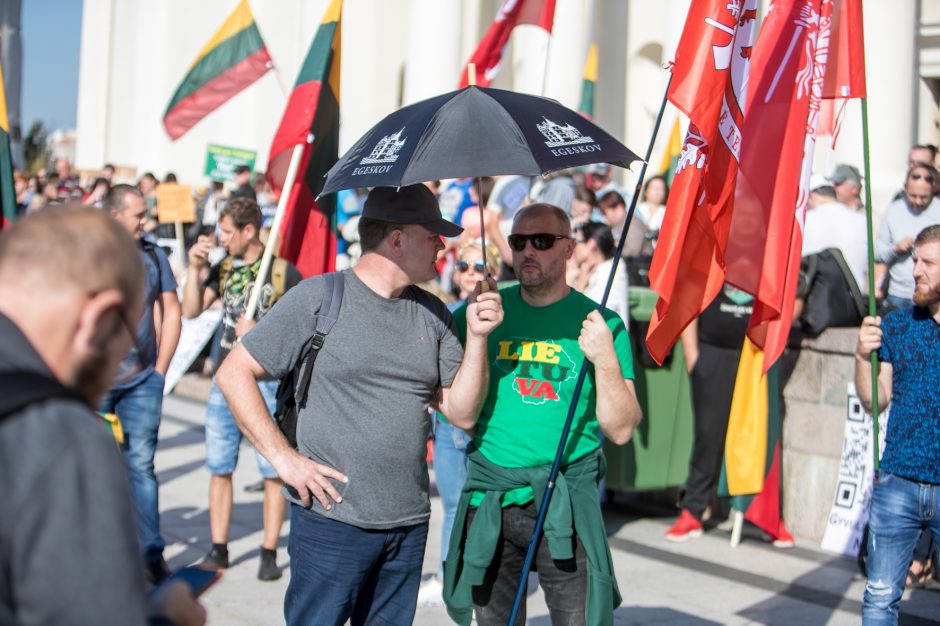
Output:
[201,544,230,570]
[258,548,281,581]
[144,557,171,585]
[243,480,265,493]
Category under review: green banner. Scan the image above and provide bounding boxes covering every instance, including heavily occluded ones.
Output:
[204,144,257,182]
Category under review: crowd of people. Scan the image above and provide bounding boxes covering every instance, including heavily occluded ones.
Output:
[0,143,938,626]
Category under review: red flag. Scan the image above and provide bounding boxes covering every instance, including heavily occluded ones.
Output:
[266,0,341,278]
[823,0,866,99]
[817,0,865,144]
[725,0,835,371]
[645,0,759,364]
[458,0,556,88]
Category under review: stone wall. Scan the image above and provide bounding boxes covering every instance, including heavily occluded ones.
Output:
[782,327,859,543]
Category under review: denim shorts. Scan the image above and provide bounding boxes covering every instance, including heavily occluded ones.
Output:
[205,378,279,478]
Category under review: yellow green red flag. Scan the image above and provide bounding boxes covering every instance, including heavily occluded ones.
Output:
[265,0,342,278]
[578,44,598,119]
[163,0,272,140]
[657,117,682,186]
[0,62,16,229]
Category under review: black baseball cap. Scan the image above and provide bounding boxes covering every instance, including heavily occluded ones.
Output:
[363,184,463,238]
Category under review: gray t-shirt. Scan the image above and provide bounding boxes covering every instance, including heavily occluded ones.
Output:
[242,269,464,529]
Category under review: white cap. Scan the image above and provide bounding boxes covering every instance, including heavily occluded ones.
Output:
[809,173,832,192]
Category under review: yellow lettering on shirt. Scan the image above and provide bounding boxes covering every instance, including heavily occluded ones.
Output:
[497,341,519,361]
[497,339,563,364]
[535,342,561,364]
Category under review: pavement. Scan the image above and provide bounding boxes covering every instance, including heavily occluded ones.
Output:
[157,390,940,625]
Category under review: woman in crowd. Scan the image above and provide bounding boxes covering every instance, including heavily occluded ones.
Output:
[569,221,629,324]
[636,175,669,242]
[417,239,501,607]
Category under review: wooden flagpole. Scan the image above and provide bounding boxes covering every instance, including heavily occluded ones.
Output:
[244,141,306,319]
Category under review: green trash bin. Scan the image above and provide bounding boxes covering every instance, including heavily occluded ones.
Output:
[603,286,694,492]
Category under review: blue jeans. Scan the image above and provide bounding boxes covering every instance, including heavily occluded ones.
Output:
[99,369,165,561]
[204,379,279,478]
[883,294,913,312]
[863,470,940,625]
[285,505,428,626]
[433,418,471,578]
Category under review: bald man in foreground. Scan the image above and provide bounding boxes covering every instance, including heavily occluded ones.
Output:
[0,206,204,626]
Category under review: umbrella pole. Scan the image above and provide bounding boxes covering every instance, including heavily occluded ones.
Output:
[244,142,306,319]
[505,75,673,626]
[466,63,492,291]
[476,176,491,288]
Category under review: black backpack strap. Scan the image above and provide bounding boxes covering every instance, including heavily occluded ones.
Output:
[826,247,866,318]
[295,272,345,409]
[0,372,85,419]
[140,239,164,286]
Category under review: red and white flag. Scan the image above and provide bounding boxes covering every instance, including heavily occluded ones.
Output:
[458,0,556,88]
[646,0,759,364]
[725,0,836,371]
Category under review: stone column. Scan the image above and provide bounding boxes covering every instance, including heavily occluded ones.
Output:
[542,0,591,109]
[403,0,462,105]
[829,1,918,217]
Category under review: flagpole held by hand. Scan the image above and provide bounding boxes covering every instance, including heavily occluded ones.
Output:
[505,72,671,626]
[244,141,306,320]
[861,98,880,470]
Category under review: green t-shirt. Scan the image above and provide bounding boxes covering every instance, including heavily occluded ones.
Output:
[454,286,635,506]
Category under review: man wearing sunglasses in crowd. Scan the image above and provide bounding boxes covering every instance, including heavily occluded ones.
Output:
[443,203,642,625]
[874,163,940,311]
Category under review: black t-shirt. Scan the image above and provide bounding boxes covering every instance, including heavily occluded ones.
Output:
[231,184,257,202]
[204,256,302,360]
[697,284,754,350]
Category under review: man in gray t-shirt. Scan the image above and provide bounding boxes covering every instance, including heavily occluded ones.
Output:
[874,165,940,308]
[216,184,504,626]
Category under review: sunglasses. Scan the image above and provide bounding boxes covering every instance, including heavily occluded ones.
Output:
[507,233,570,252]
[457,259,487,273]
[910,172,935,183]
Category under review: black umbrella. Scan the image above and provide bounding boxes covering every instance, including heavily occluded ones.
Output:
[320,84,653,626]
[320,85,641,195]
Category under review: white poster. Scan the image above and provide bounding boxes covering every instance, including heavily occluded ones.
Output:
[163,308,222,395]
[820,383,888,557]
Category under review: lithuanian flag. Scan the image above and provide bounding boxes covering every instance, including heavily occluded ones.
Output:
[578,44,598,119]
[0,62,15,229]
[657,117,682,186]
[265,0,341,278]
[718,338,784,538]
[163,0,272,141]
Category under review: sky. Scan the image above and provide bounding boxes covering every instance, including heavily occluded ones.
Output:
[21,0,83,132]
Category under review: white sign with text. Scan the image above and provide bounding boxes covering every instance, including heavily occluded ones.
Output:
[820,383,888,557]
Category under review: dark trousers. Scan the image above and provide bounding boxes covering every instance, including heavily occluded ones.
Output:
[470,502,587,626]
[679,344,739,519]
[285,504,428,626]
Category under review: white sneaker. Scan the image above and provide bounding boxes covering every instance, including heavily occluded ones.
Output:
[417,577,444,607]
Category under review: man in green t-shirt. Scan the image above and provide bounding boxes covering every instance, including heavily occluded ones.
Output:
[445,203,642,626]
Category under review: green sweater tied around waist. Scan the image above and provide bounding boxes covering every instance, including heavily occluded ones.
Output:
[442,447,621,625]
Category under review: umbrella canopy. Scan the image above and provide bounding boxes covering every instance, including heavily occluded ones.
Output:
[321,85,642,195]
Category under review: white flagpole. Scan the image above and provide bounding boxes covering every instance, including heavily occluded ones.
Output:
[244,141,306,320]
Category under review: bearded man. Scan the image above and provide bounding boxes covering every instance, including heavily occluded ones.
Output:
[856,224,940,624]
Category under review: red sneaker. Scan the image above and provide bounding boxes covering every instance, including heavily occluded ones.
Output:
[772,520,795,548]
[665,509,703,542]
